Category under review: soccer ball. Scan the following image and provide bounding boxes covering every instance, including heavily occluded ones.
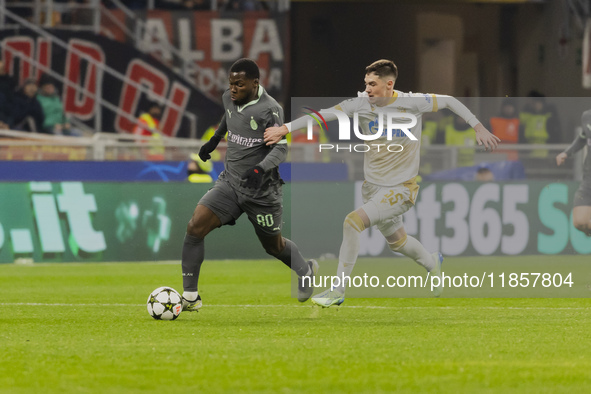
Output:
[147,286,182,320]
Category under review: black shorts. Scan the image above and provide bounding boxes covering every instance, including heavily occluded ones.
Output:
[574,182,591,207]
[198,179,283,237]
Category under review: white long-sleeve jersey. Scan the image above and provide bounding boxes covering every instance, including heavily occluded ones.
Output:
[287,90,480,186]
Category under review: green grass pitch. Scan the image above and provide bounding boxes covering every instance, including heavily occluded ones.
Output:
[1,257,591,393]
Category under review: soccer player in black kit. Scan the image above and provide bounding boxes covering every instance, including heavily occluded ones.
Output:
[556,109,591,236]
[180,58,318,311]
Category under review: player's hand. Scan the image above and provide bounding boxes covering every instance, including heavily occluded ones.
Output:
[556,152,568,166]
[264,125,289,146]
[474,123,500,151]
[241,166,265,189]
[199,135,221,161]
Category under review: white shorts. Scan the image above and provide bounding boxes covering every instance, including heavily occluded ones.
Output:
[361,178,419,237]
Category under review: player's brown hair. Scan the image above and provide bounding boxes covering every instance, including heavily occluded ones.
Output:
[365,59,398,80]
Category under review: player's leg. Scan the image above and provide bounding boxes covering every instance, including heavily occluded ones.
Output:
[382,224,437,272]
[335,182,411,295]
[182,182,242,311]
[336,207,370,290]
[181,204,220,302]
[573,185,591,236]
[382,224,443,297]
[312,184,376,307]
[311,207,369,307]
[256,232,307,274]
[243,193,318,302]
[572,206,591,236]
[256,232,318,302]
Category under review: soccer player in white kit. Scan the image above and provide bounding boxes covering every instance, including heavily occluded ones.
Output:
[264,60,500,306]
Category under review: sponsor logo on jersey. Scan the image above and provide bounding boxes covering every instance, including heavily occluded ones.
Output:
[227,130,263,147]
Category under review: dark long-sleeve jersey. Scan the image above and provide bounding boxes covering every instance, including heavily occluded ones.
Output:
[212,86,287,197]
[565,109,591,182]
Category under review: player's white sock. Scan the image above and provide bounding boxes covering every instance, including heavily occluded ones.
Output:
[336,262,355,294]
[389,234,436,271]
[183,291,198,301]
[336,212,365,294]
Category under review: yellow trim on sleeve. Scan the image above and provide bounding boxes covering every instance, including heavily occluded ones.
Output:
[432,94,438,112]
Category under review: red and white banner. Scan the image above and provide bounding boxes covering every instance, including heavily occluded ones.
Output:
[101,10,290,103]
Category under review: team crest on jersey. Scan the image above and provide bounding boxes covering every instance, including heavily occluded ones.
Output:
[368,116,380,135]
[250,116,258,130]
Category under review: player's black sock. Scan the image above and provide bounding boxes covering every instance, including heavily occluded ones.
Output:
[277,239,309,277]
[181,233,204,292]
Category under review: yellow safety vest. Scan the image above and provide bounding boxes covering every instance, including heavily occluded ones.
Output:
[445,124,475,167]
[188,173,213,183]
[519,112,551,157]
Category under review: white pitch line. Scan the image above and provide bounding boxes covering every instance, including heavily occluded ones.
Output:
[0,303,590,311]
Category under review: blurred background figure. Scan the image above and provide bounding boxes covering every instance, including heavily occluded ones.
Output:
[134,101,165,160]
[36,75,80,136]
[12,78,44,133]
[489,98,520,160]
[133,101,162,137]
[490,98,520,143]
[474,163,495,182]
[0,60,17,128]
[445,114,476,167]
[187,152,214,183]
[519,91,560,157]
[421,111,441,146]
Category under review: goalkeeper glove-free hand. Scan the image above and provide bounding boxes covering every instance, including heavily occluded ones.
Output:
[199,135,222,161]
[241,166,265,189]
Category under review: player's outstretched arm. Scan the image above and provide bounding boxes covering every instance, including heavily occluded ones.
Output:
[264,124,289,145]
[199,115,227,161]
[558,132,587,166]
[434,95,500,151]
[264,109,341,146]
[474,123,501,151]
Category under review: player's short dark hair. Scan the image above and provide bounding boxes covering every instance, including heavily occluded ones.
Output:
[230,58,260,80]
[365,59,398,80]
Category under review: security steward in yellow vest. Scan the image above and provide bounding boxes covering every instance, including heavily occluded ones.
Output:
[187,153,214,183]
[445,115,476,167]
[519,95,557,158]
